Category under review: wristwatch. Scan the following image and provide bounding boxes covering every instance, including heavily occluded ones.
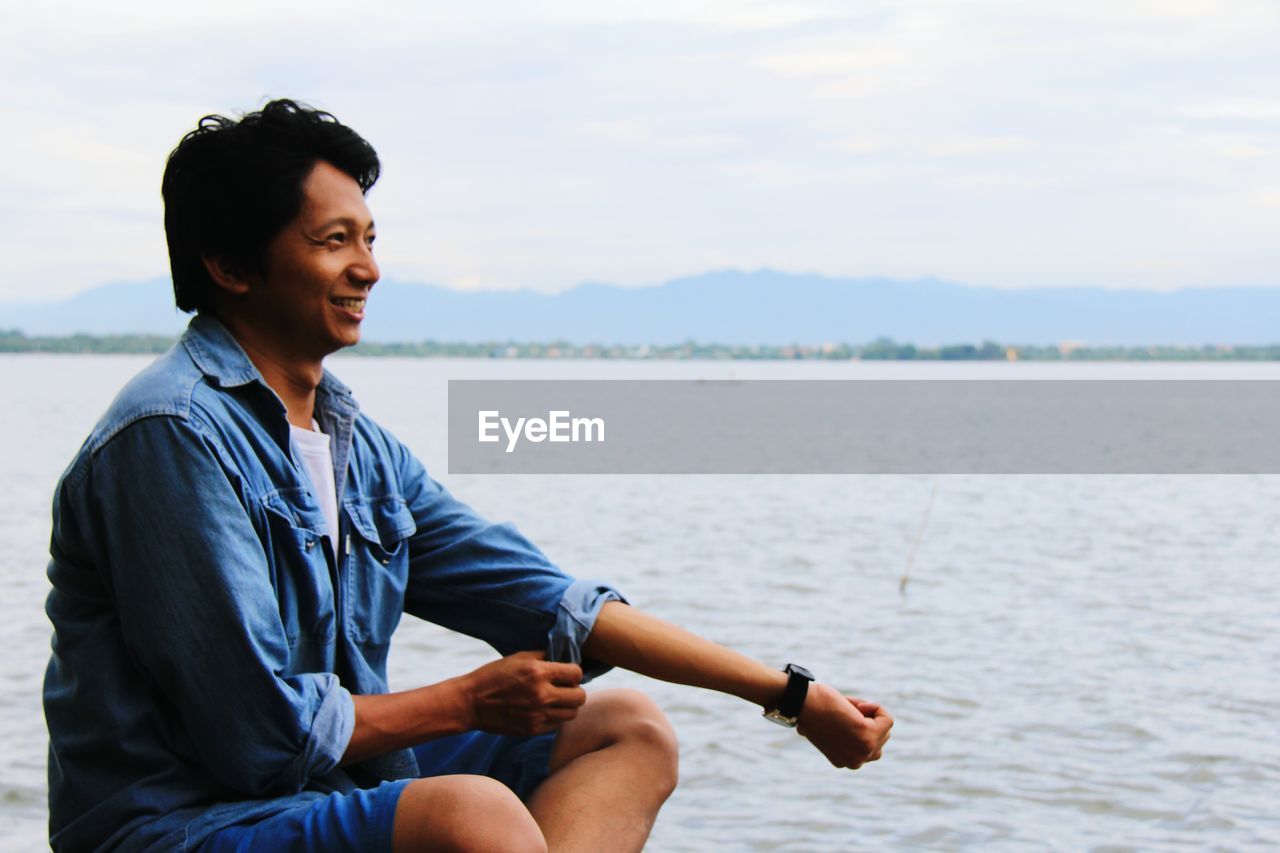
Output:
[762,663,814,728]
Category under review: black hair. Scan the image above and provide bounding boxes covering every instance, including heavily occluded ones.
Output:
[161,99,381,313]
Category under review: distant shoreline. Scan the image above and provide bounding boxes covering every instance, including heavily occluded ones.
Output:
[3,330,1279,361]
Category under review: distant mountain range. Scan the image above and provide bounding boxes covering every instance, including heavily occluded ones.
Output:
[4,270,1278,346]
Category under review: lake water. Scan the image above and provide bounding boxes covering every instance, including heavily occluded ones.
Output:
[2,354,1278,851]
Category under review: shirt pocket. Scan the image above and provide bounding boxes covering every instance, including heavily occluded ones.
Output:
[344,495,417,645]
[259,488,337,649]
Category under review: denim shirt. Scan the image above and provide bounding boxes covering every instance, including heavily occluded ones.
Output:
[43,313,623,852]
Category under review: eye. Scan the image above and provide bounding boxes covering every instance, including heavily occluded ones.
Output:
[365,234,377,249]
[325,232,346,246]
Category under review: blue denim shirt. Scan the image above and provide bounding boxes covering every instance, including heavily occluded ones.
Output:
[43,313,622,852]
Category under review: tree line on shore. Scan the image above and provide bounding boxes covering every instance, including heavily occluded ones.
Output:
[3,329,1278,361]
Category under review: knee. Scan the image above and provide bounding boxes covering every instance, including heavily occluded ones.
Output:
[392,775,546,853]
[594,689,680,795]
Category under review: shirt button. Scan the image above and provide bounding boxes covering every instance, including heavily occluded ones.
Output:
[305,539,315,549]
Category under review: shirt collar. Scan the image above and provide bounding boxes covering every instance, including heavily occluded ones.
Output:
[180,312,356,402]
[181,312,262,388]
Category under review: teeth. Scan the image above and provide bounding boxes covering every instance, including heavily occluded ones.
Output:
[331,297,366,310]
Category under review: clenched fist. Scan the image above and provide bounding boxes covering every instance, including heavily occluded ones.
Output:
[796,682,893,770]
[462,651,588,736]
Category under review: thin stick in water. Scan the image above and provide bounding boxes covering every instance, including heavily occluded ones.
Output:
[899,482,938,596]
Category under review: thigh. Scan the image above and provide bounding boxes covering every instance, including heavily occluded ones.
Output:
[194,781,413,853]
[412,730,557,801]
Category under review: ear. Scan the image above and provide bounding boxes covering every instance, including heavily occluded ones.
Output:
[201,254,252,296]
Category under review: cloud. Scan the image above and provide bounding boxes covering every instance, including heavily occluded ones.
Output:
[2,0,1279,300]
[1179,98,1280,121]
[576,119,745,152]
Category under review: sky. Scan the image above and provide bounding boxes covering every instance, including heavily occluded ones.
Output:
[3,0,1279,301]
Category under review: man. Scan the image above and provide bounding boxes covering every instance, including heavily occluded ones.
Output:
[43,100,891,852]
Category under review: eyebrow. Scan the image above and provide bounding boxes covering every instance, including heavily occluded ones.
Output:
[313,217,376,233]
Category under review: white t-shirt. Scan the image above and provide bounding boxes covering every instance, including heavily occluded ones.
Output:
[289,419,340,555]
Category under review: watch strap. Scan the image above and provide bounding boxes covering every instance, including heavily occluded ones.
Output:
[775,663,814,719]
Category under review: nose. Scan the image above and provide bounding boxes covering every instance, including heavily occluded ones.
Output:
[351,241,380,287]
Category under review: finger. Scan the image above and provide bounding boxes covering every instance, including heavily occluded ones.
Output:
[518,705,578,734]
[531,718,568,736]
[546,685,588,708]
[543,705,580,723]
[511,649,547,661]
[851,699,882,717]
[840,698,868,720]
[875,710,894,732]
[542,661,584,686]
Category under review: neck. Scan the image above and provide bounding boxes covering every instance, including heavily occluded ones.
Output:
[216,312,323,430]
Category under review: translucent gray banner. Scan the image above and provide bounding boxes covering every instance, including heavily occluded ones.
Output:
[447,380,1280,474]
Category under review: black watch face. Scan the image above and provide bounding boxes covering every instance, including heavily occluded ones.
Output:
[787,664,814,681]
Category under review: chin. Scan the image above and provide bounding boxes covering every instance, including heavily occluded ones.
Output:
[330,327,362,351]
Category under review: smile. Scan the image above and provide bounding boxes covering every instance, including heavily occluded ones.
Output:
[330,296,366,311]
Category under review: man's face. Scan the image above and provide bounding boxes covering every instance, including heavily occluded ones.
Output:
[244,160,379,362]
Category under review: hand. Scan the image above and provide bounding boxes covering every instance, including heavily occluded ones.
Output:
[462,651,587,736]
[795,682,893,770]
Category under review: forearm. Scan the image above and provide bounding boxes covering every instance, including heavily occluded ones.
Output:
[341,677,475,766]
[583,601,788,708]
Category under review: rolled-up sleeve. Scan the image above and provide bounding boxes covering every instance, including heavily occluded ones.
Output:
[84,415,354,795]
[393,441,624,680]
[548,578,625,680]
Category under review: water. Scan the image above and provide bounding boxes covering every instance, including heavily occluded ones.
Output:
[3,354,1278,851]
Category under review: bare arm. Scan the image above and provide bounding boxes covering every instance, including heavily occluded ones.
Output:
[342,653,586,766]
[342,678,472,766]
[582,601,789,706]
[583,601,892,769]
[341,602,790,766]
[344,602,890,769]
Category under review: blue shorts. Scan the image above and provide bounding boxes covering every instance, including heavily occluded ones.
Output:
[195,731,557,852]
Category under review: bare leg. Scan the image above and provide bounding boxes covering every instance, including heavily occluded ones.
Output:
[391,774,547,852]
[526,688,679,853]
